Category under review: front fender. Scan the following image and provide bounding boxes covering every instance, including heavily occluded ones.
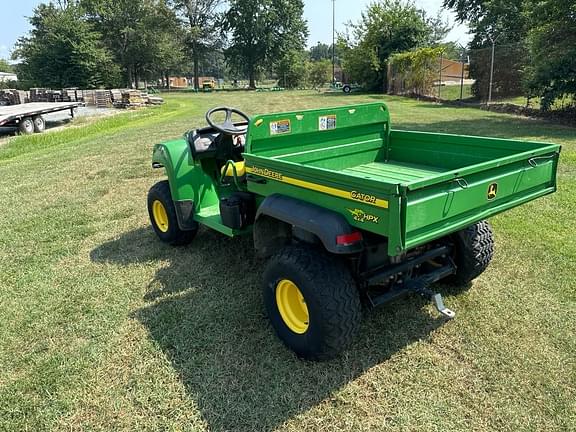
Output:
[152,138,217,206]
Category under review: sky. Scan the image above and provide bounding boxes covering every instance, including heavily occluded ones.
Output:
[0,0,470,60]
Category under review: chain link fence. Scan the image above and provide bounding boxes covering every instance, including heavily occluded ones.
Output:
[387,43,574,110]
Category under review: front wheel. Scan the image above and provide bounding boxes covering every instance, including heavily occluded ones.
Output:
[263,246,362,361]
[147,180,198,246]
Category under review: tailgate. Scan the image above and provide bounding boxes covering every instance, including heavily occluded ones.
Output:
[402,148,560,250]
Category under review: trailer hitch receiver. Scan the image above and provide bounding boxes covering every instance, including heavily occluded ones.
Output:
[408,279,456,319]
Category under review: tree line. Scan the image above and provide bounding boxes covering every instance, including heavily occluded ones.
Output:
[11,0,457,91]
[10,0,574,109]
[12,0,308,89]
[446,0,575,109]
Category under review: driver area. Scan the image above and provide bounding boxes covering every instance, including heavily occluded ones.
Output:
[188,106,251,182]
[189,123,248,162]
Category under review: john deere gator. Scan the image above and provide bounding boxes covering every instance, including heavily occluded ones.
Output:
[147,103,560,360]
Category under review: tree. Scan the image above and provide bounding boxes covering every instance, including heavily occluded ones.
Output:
[524,0,576,110]
[444,0,526,48]
[0,59,13,73]
[308,59,331,89]
[389,46,444,95]
[338,0,448,91]
[275,50,309,88]
[12,3,118,88]
[223,0,308,88]
[82,0,184,87]
[309,42,332,61]
[173,0,224,89]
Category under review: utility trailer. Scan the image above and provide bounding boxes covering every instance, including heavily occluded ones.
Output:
[147,102,561,360]
[0,102,82,135]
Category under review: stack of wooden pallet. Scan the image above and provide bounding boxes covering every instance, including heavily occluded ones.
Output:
[0,89,29,105]
[110,89,123,104]
[94,90,112,108]
[114,90,145,108]
[62,88,80,102]
[30,88,50,102]
[83,90,95,106]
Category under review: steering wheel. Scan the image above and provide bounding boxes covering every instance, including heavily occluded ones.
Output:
[206,107,250,135]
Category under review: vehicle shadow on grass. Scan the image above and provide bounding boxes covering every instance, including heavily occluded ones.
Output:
[91,227,449,432]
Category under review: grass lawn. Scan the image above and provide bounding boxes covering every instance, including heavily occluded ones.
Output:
[0,91,574,431]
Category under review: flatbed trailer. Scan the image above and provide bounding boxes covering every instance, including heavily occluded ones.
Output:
[0,102,82,134]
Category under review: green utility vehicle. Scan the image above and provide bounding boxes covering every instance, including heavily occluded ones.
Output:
[148,103,560,360]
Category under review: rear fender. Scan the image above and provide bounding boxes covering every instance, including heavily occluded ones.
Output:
[255,194,364,255]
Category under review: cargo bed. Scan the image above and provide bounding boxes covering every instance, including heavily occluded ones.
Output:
[244,103,561,255]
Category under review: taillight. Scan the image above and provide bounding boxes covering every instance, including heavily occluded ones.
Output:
[336,231,363,246]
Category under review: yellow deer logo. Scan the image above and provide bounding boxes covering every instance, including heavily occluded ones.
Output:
[487,183,498,200]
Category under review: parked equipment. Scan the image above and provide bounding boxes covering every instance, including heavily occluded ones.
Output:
[0,102,81,135]
[147,102,560,360]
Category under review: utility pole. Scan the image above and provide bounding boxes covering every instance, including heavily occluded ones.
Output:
[332,0,336,84]
[438,52,443,99]
[488,33,499,105]
[459,44,466,101]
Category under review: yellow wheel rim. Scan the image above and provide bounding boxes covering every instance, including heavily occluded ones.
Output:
[152,200,169,233]
[276,279,309,334]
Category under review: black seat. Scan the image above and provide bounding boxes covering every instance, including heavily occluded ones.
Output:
[188,123,248,162]
[187,127,221,160]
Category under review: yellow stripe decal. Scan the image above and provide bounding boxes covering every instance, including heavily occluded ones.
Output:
[246,166,389,209]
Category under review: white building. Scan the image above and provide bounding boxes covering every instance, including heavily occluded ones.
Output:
[0,72,17,82]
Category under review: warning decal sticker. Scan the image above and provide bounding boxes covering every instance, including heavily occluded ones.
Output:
[319,114,337,131]
[270,119,291,135]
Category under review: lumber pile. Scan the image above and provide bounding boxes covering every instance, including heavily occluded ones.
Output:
[0,86,162,108]
[83,90,95,106]
[30,88,50,102]
[62,88,81,102]
[114,90,146,108]
[94,90,112,108]
[110,89,122,104]
[0,89,29,105]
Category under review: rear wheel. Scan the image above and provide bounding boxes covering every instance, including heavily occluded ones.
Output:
[33,115,45,133]
[263,246,361,361]
[343,85,352,94]
[19,117,34,134]
[147,180,197,246]
[446,220,494,286]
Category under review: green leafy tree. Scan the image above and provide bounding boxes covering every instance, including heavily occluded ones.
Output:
[444,0,526,48]
[173,0,224,89]
[338,0,447,91]
[12,3,118,88]
[309,42,332,61]
[275,49,309,88]
[389,46,444,95]
[223,0,308,88]
[437,41,464,61]
[524,0,576,110]
[82,0,184,87]
[0,59,14,73]
[308,59,331,89]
